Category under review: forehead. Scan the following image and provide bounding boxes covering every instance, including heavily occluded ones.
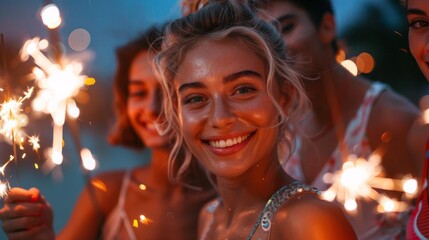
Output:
[130,51,153,77]
[174,38,266,85]
[407,0,429,10]
[261,1,308,21]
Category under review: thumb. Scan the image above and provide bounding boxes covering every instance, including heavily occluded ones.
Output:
[5,187,42,203]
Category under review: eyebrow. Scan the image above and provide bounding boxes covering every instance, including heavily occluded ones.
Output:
[178,81,206,92]
[128,80,145,86]
[407,9,427,16]
[271,13,297,26]
[178,70,263,93]
[223,70,263,84]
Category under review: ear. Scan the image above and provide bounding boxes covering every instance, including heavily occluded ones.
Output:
[318,13,336,45]
[278,84,291,111]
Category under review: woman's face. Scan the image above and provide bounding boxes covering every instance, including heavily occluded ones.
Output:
[127,51,170,149]
[407,0,429,81]
[173,38,283,179]
[263,1,326,74]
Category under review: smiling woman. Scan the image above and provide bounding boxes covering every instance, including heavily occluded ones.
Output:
[154,1,357,239]
[405,0,429,239]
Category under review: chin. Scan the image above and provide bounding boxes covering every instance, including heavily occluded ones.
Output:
[144,141,170,149]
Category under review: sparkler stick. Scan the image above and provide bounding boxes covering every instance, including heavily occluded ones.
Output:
[0,34,41,195]
[1,33,20,188]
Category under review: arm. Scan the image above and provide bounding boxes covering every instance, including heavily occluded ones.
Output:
[57,171,124,240]
[0,187,55,240]
[272,195,357,240]
[407,116,429,186]
[367,91,422,182]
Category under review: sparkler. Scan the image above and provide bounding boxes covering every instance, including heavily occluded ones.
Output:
[313,51,419,214]
[0,33,41,198]
[0,87,36,148]
[19,2,97,173]
[21,37,88,167]
[15,1,103,222]
[321,153,418,213]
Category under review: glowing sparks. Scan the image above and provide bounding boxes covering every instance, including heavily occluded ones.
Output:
[321,153,417,213]
[21,37,90,165]
[28,135,40,151]
[90,179,107,192]
[0,87,39,151]
[41,4,62,29]
[0,156,13,198]
[80,148,97,171]
[0,156,14,176]
[0,180,10,198]
[139,215,153,225]
[132,215,153,228]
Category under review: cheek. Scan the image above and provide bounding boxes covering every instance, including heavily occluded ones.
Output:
[127,101,138,118]
[409,33,422,60]
[180,109,204,135]
[238,101,280,126]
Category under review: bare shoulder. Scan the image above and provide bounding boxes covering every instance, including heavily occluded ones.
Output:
[271,194,357,240]
[58,170,129,239]
[408,117,429,175]
[369,89,419,133]
[89,170,129,213]
[367,89,421,177]
[408,117,429,150]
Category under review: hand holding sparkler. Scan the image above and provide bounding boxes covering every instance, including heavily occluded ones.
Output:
[0,187,55,240]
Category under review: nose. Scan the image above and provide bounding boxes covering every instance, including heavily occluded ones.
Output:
[139,88,161,119]
[149,88,162,117]
[210,95,235,128]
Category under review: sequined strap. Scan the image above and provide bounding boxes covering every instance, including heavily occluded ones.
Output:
[247,182,320,240]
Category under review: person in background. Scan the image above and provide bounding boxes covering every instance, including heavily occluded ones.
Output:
[0,25,215,240]
[405,0,429,238]
[155,1,357,239]
[258,0,421,239]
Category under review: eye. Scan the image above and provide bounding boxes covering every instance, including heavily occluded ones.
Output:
[183,95,207,105]
[280,22,295,34]
[129,89,148,98]
[408,18,429,29]
[233,85,256,95]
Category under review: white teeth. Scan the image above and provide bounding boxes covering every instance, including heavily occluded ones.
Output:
[208,134,250,148]
[146,122,157,130]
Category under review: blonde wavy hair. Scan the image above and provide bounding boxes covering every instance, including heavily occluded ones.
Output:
[154,0,309,183]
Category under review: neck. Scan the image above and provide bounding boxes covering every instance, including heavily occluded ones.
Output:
[147,147,173,187]
[215,159,293,221]
[305,65,354,130]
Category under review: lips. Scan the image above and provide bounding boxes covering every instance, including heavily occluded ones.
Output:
[137,120,162,135]
[203,132,255,156]
[208,134,251,148]
[146,122,158,131]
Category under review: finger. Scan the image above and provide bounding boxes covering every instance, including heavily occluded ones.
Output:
[5,223,51,240]
[2,215,44,232]
[5,188,41,203]
[0,202,46,219]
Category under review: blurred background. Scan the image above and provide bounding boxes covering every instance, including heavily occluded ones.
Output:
[0,0,426,237]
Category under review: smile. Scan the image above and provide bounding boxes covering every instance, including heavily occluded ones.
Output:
[146,122,158,131]
[208,134,251,148]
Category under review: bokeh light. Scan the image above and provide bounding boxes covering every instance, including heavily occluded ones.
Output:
[68,28,91,51]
